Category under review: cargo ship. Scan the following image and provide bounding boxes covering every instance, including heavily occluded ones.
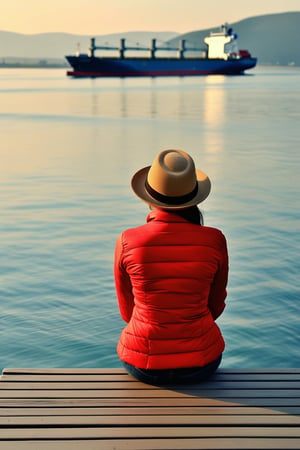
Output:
[65,24,257,78]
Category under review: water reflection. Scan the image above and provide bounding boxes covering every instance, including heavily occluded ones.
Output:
[203,75,226,126]
[202,76,226,155]
[86,76,228,125]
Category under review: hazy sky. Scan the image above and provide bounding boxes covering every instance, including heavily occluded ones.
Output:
[2,0,300,35]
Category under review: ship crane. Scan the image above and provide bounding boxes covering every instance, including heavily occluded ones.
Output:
[88,37,203,59]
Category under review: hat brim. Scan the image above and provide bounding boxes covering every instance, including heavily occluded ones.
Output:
[131,166,211,210]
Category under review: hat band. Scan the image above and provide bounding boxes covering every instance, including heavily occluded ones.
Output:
[145,179,198,205]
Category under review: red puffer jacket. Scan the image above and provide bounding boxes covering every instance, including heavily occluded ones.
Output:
[114,209,228,370]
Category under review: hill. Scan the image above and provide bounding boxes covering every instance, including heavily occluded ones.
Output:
[168,12,300,66]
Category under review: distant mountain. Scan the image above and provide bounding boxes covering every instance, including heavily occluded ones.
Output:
[1,12,300,66]
[0,31,178,60]
[168,12,300,66]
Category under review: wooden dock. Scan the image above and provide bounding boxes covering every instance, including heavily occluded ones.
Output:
[0,368,300,449]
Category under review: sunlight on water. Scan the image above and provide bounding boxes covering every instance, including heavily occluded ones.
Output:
[0,67,299,370]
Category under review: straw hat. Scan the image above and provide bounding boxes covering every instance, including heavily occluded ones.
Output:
[131,149,211,209]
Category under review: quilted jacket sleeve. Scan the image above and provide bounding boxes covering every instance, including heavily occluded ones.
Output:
[114,233,134,323]
[207,233,229,320]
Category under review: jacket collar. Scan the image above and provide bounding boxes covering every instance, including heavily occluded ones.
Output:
[146,209,189,223]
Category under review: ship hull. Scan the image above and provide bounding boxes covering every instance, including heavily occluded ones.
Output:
[65,56,257,77]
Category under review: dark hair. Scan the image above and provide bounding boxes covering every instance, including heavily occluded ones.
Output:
[164,206,203,225]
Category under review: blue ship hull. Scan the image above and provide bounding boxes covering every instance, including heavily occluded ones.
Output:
[66,55,257,77]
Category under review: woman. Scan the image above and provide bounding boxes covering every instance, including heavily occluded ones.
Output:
[114,149,228,385]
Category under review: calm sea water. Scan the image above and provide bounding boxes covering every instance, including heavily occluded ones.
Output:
[0,67,299,371]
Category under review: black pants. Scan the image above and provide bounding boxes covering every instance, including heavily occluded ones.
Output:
[122,354,222,386]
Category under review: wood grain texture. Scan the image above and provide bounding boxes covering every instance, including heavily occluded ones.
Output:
[0,368,299,449]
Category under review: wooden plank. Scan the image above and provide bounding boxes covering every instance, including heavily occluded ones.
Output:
[0,375,136,382]
[1,438,300,450]
[0,382,161,390]
[3,368,300,374]
[0,388,299,398]
[1,414,300,426]
[1,368,127,375]
[1,380,300,390]
[1,426,300,440]
[2,367,300,374]
[3,373,300,382]
[1,397,299,409]
[214,373,300,381]
[0,406,293,416]
[219,369,300,374]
